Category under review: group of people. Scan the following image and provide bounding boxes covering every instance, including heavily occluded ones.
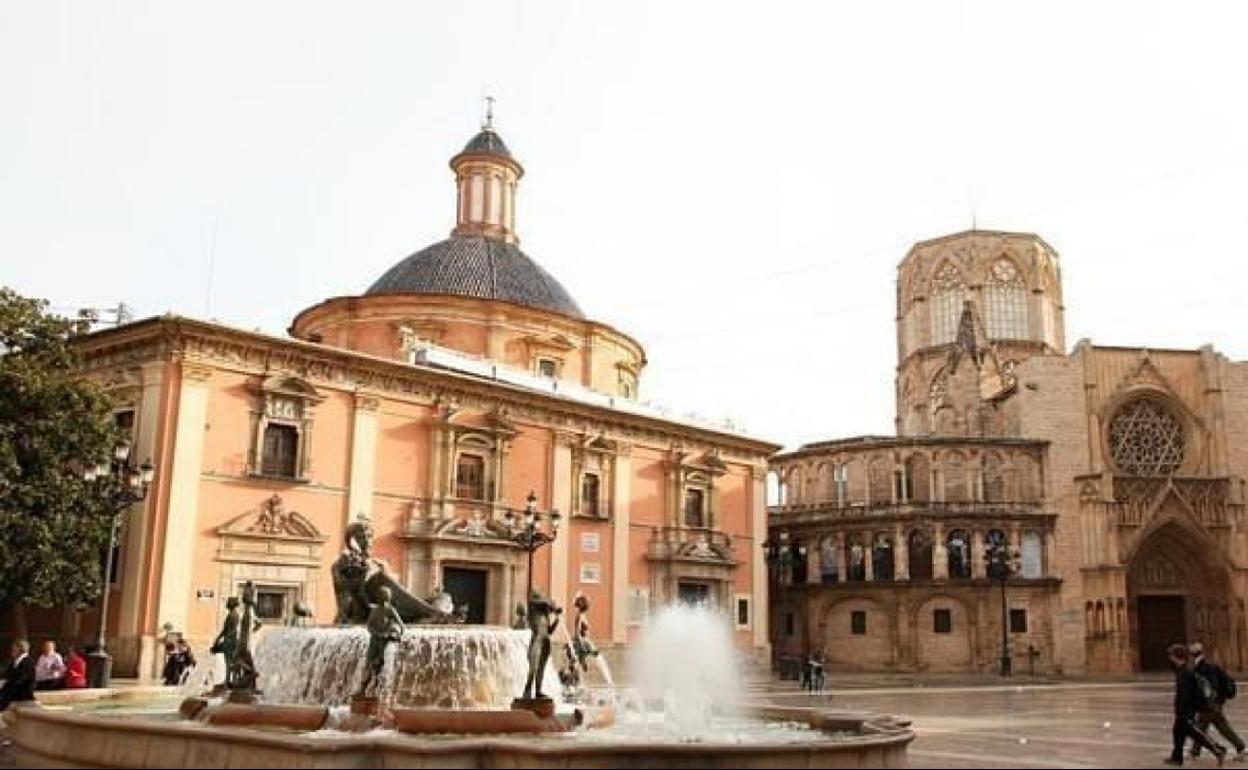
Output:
[1168,642,1245,766]
[0,640,89,711]
[801,653,827,693]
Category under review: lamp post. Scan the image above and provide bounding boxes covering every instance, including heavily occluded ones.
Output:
[504,491,561,610]
[82,442,155,689]
[983,537,1021,677]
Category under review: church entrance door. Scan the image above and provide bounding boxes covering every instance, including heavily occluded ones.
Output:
[1136,595,1185,671]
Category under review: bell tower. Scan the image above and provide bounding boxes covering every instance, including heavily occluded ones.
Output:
[894,230,1066,437]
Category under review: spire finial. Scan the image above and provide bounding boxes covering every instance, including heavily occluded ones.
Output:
[483,95,495,130]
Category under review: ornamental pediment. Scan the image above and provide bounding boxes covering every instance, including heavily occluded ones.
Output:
[218,494,325,542]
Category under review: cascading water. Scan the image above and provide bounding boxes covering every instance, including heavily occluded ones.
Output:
[254,626,564,709]
[626,603,744,739]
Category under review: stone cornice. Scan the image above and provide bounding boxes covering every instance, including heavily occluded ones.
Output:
[74,316,779,461]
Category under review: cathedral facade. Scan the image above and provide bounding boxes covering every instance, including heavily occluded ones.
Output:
[16,122,777,679]
[768,230,1248,676]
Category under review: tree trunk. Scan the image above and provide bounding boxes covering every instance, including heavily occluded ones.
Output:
[12,600,28,640]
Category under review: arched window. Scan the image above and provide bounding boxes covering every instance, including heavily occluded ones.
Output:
[908,529,934,580]
[873,533,894,581]
[1108,398,1186,476]
[930,262,967,345]
[983,257,1028,339]
[1021,531,1043,578]
[868,459,892,505]
[846,534,867,582]
[819,537,839,584]
[947,529,971,580]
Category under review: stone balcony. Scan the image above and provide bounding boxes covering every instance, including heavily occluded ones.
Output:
[769,499,1048,527]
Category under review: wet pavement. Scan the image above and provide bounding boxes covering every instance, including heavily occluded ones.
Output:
[755,680,1245,768]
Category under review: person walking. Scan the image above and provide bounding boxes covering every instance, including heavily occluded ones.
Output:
[1166,643,1226,766]
[1190,642,1246,762]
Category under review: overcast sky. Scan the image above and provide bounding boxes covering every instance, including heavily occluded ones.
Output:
[2,1,1246,450]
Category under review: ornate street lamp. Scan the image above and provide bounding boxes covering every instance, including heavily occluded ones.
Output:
[82,442,155,688]
[504,491,561,611]
[983,537,1022,677]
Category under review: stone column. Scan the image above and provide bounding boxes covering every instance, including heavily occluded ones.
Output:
[894,524,909,581]
[971,530,985,579]
[863,534,875,582]
[118,360,167,670]
[933,522,948,580]
[153,360,212,671]
[548,432,575,606]
[1043,529,1057,578]
[748,464,768,653]
[806,537,820,585]
[611,444,633,645]
[346,393,380,526]
[835,532,847,583]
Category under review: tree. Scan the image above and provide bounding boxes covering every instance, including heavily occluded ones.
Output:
[0,287,124,638]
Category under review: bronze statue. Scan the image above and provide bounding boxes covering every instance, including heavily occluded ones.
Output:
[570,594,599,672]
[209,596,241,684]
[332,521,375,625]
[332,519,456,624]
[512,602,528,630]
[227,581,263,692]
[522,589,561,700]
[356,586,405,698]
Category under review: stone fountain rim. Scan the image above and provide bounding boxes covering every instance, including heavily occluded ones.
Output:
[7,701,914,765]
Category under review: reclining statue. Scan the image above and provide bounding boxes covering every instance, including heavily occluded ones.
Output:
[331,520,458,625]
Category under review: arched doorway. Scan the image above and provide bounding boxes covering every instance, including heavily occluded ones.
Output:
[1127,520,1233,671]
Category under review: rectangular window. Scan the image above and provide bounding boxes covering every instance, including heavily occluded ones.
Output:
[934,608,953,634]
[684,487,706,528]
[455,454,486,500]
[1010,608,1028,634]
[736,597,751,629]
[851,610,867,635]
[581,472,601,517]
[537,358,558,378]
[834,465,849,506]
[785,612,795,637]
[261,424,299,477]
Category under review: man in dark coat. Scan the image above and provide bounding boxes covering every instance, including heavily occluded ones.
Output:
[0,640,35,711]
[1190,642,1245,762]
[1166,643,1225,766]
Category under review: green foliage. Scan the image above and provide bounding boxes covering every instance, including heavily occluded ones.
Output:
[0,287,124,614]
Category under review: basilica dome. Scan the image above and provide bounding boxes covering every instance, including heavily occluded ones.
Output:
[366,234,584,319]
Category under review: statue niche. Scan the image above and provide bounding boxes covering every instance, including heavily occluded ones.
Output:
[331,520,459,625]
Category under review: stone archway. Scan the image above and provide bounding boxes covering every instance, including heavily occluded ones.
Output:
[1126,520,1233,671]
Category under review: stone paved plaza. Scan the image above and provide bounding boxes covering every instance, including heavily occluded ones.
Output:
[3,679,1243,767]
[750,679,1243,768]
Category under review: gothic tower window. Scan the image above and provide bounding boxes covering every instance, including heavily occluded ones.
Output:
[983,257,1028,339]
[1108,398,1186,476]
[930,262,967,345]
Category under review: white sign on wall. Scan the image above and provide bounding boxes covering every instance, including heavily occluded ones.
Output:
[581,532,600,553]
[580,563,601,584]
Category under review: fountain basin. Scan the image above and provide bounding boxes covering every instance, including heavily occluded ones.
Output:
[6,702,912,769]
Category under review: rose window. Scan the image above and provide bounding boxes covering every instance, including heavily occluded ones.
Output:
[1108,399,1185,476]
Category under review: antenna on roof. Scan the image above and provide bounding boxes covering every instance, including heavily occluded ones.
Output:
[483,95,496,130]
